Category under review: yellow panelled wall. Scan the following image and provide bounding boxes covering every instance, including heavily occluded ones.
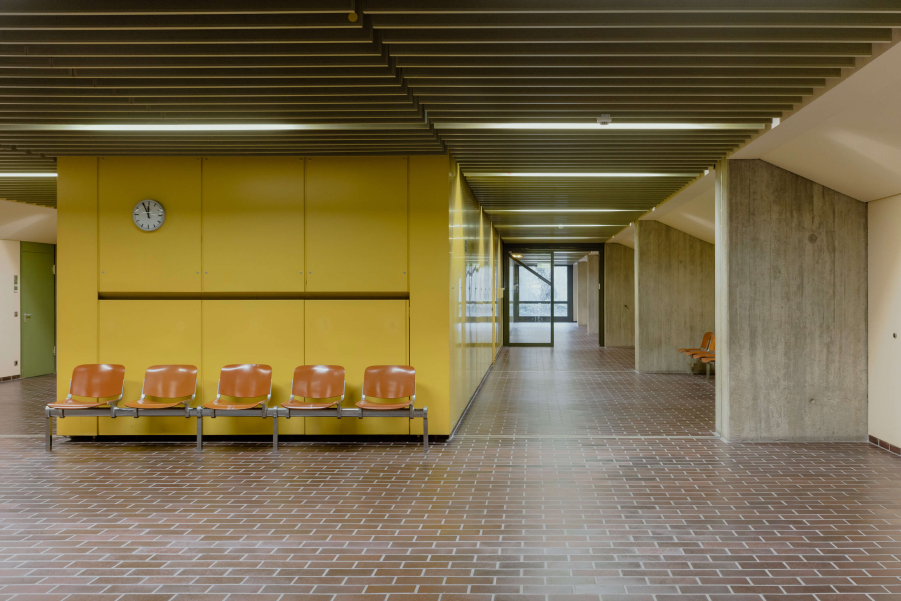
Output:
[305,156,408,293]
[56,154,499,438]
[304,300,408,434]
[98,300,201,435]
[202,157,305,292]
[56,156,99,436]
[449,160,500,426]
[98,156,202,293]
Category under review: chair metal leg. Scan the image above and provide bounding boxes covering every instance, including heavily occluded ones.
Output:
[422,411,428,454]
[706,363,710,383]
[196,415,203,451]
[46,416,52,451]
[272,415,279,451]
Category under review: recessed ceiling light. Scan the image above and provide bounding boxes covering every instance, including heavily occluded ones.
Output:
[494,224,616,228]
[0,172,57,177]
[0,123,427,132]
[437,122,765,130]
[466,172,697,178]
[502,237,606,240]
[485,209,643,213]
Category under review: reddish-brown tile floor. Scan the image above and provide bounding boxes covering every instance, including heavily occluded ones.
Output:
[1,328,896,601]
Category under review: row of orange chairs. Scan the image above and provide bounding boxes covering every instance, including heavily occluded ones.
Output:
[49,363,416,412]
[678,332,716,382]
[46,363,428,452]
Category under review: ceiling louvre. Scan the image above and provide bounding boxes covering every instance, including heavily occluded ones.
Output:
[0,0,892,236]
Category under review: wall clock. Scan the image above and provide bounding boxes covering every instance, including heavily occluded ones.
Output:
[133,199,166,231]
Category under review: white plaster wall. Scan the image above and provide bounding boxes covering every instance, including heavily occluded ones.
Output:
[868,193,901,446]
[0,240,21,378]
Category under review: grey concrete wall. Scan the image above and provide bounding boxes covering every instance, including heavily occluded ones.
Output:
[635,220,715,373]
[587,254,600,337]
[577,261,588,327]
[716,159,867,441]
[604,243,635,347]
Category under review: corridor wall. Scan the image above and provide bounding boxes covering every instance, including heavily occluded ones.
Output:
[449,160,499,427]
[867,192,901,448]
[57,154,497,438]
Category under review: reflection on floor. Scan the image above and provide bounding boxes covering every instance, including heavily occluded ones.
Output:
[509,320,553,344]
[1,336,898,600]
[463,323,715,438]
[0,374,55,435]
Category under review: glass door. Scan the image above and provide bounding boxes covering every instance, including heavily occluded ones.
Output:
[506,250,554,346]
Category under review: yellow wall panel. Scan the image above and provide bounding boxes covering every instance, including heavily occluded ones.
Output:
[202,157,305,292]
[56,156,99,436]
[201,300,304,435]
[99,156,201,293]
[409,155,451,435]
[304,300,409,434]
[97,300,201,436]
[305,156,408,292]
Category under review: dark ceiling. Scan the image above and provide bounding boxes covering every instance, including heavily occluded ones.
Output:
[0,0,895,241]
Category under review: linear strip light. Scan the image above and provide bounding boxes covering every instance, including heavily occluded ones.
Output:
[466,172,697,177]
[0,123,428,132]
[494,224,616,228]
[0,173,57,177]
[502,237,607,240]
[486,209,643,213]
[436,122,765,130]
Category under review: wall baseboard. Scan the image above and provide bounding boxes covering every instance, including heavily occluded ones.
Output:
[870,434,901,456]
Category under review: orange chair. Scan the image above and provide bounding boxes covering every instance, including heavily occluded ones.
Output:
[688,335,715,361]
[271,365,346,450]
[679,332,713,356]
[355,365,429,452]
[45,364,125,451]
[198,364,273,450]
[122,365,198,413]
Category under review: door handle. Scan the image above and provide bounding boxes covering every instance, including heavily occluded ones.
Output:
[23,313,32,320]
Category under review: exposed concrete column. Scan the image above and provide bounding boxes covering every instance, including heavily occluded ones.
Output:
[604,243,635,347]
[635,220,714,373]
[587,254,600,337]
[577,261,588,327]
[716,159,867,441]
[572,261,579,323]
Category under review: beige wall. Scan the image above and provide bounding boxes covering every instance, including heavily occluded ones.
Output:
[868,192,901,446]
[604,243,635,347]
[0,240,20,378]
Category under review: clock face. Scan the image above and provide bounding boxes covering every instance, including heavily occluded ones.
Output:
[133,199,166,231]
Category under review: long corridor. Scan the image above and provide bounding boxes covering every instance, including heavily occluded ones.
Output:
[0,336,900,600]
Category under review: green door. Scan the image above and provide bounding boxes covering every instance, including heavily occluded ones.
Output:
[20,242,56,378]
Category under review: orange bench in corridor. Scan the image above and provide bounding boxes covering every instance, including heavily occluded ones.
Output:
[46,363,429,453]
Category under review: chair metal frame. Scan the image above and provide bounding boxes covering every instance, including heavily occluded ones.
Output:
[196,371,273,451]
[356,372,429,453]
[45,376,126,451]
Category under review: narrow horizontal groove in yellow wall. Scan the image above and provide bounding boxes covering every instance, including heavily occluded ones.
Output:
[98,292,411,301]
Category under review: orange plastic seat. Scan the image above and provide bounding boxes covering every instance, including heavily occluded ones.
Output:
[282,365,345,409]
[688,336,716,359]
[122,365,198,410]
[204,364,272,410]
[679,332,713,355]
[47,364,125,409]
[355,365,416,410]
[701,356,716,364]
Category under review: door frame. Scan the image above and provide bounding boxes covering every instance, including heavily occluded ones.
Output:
[503,243,605,348]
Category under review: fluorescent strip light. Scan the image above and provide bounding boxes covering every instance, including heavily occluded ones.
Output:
[466,172,696,177]
[503,237,606,240]
[486,209,643,213]
[0,123,427,132]
[0,172,57,177]
[437,122,765,130]
[494,224,616,228]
